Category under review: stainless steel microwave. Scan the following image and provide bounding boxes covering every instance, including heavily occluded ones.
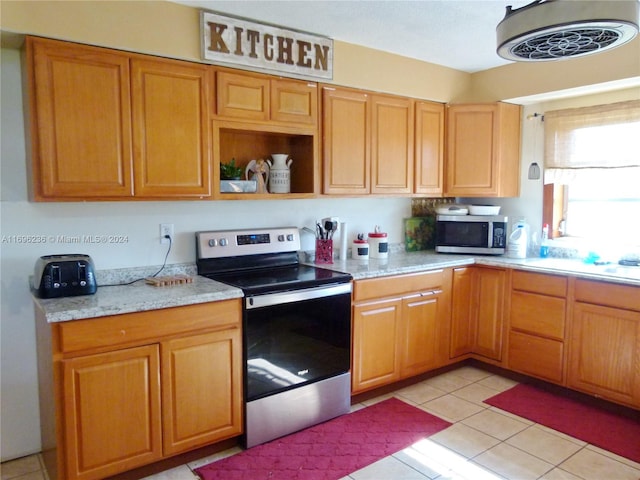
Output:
[435,215,508,255]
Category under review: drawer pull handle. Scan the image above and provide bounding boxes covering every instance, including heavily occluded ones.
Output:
[421,289,443,297]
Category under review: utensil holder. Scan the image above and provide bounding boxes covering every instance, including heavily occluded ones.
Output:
[315,238,333,264]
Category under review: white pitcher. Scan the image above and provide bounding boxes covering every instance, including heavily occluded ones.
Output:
[267,154,293,194]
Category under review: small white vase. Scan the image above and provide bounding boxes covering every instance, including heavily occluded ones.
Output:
[267,154,293,194]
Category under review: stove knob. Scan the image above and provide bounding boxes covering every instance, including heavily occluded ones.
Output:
[208,239,218,247]
[277,234,285,242]
[287,234,294,241]
[219,238,228,247]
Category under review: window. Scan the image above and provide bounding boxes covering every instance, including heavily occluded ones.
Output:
[543,100,640,247]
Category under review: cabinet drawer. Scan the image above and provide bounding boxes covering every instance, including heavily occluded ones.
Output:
[510,291,565,340]
[270,79,317,125]
[354,269,444,302]
[508,331,564,383]
[575,279,640,312]
[216,71,269,120]
[57,300,241,354]
[512,271,567,297]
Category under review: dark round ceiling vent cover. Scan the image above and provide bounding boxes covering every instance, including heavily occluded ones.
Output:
[497,0,639,61]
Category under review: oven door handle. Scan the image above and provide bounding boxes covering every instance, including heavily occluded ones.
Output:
[246,282,352,309]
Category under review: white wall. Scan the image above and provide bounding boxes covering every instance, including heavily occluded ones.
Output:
[0,47,412,460]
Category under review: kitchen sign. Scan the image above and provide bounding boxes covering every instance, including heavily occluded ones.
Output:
[201,11,333,80]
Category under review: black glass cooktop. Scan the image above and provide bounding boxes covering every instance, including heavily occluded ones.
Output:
[204,264,352,295]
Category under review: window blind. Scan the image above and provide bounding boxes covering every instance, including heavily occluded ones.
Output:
[544,99,640,184]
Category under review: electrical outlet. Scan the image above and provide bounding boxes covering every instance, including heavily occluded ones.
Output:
[160,224,174,244]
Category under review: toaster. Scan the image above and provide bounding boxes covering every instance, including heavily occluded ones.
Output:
[33,254,97,298]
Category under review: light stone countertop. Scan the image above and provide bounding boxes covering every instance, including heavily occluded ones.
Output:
[33,275,243,323]
[34,251,640,324]
[319,251,640,286]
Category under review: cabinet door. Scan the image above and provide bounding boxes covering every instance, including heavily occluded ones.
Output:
[161,328,242,455]
[370,94,413,194]
[473,267,506,361]
[568,302,640,407]
[216,71,269,120]
[322,87,370,194]
[28,37,133,199]
[414,101,445,195]
[450,267,475,358]
[271,79,318,125]
[131,58,211,197]
[446,104,498,196]
[401,291,443,378]
[445,103,521,197]
[62,345,162,480]
[352,298,402,393]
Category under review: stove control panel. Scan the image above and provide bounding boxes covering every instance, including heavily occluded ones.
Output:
[197,227,301,259]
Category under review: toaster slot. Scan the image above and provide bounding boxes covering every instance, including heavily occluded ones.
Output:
[51,265,61,288]
[78,263,87,287]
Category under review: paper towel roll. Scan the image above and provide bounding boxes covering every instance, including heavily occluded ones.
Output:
[340,222,348,261]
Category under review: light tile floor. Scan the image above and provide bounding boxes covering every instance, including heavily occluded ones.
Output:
[3,366,639,480]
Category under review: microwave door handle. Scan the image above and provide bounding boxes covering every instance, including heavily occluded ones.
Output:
[488,222,494,247]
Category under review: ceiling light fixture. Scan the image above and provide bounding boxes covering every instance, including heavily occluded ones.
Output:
[497,0,639,62]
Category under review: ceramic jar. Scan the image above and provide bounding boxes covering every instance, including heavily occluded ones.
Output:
[267,154,292,194]
[368,228,388,259]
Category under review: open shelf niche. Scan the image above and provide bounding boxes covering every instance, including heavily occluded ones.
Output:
[212,120,320,199]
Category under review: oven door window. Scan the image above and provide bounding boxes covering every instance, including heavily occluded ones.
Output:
[436,221,489,248]
[244,291,351,402]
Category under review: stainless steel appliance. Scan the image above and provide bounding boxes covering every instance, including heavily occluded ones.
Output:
[196,227,353,448]
[33,254,97,298]
[435,215,508,255]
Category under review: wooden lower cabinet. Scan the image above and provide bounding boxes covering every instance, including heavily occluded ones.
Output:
[507,271,567,383]
[450,266,506,362]
[351,270,451,394]
[352,298,402,392]
[568,280,640,408]
[401,292,447,377]
[161,329,242,455]
[63,345,162,480]
[37,300,242,480]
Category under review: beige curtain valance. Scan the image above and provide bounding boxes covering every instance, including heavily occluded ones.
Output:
[544,100,640,183]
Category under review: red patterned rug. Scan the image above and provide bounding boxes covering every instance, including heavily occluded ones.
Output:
[486,384,640,463]
[195,397,451,480]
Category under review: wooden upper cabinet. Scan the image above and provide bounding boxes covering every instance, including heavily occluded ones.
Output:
[322,87,370,194]
[216,70,269,120]
[323,87,443,196]
[271,79,318,125]
[28,37,212,200]
[415,101,445,195]
[215,70,318,126]
[131,58,211,198]
[370,94,413,194]
[28,37,134,199]
[445,102,521,197]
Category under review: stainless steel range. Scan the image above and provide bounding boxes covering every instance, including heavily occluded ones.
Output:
[196,227,353,448]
